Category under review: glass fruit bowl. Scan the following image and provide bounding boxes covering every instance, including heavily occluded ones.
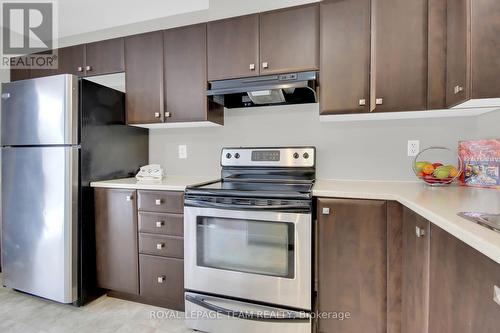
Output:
[412,146,463,186]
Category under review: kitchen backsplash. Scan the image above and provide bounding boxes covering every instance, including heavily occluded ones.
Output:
[149,103,498,181]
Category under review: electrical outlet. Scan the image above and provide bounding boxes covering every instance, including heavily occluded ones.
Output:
[407,140,420,157]
[178,145,187,159]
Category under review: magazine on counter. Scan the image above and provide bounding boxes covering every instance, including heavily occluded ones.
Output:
[458,139,500,189]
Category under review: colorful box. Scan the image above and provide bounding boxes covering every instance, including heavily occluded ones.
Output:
[458,139,500,189]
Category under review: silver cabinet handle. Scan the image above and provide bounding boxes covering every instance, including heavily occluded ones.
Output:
[155,221,164,228]
[164,112,171,118]
[157,275,166,284]
[249,63,256,70]
[494,285,500,306]
[126,195,133,201]
[415,226,425,238]
[322,207,330,215]
[262,62,269,69]
[376,98,383,105]
[155,199,162,206]
[454,85,464,94]
[359,99,366,106]
[85,65,92,71]
[154,112,160,118]
[77,66,83,72]
[156,243,165,250]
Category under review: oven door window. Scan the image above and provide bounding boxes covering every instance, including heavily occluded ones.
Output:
[197,217,294,278]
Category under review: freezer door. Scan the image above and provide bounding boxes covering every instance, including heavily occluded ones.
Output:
[1,74,78,146]
[1,146,79,303]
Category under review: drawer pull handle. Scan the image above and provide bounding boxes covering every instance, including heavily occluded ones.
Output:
[322,207,330,215]
[157,276,166,284]
[415,226,425,238]
[156,221,164,228]
[156,243,165,250]
[126,195,133,202]
[155,199,162,206]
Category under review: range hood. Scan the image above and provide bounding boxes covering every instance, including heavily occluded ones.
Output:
[207,71,318,108]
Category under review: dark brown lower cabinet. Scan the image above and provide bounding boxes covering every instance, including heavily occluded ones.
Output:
[401,207,430,333]
[139,255,184,311]
[317,198,387,333]
[94,188,139,295]
[429,225,500,333]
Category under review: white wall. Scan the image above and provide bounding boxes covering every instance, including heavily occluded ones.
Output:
[149,104,497,181]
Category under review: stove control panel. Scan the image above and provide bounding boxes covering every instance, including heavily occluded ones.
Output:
[221,147,315,168]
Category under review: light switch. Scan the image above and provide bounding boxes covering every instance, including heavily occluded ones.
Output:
[178,145,187,159]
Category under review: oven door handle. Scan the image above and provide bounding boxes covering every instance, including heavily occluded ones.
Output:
[185,294,309,323]
[184,199,310,211]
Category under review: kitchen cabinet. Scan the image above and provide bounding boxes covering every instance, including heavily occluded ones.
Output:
[319,0,371,114]
[207,14,260,81]
[94,188,139,295]
[401,207,430,333]
[446,0,500,106]
[371,0,428,112]
[259,4,319,75]
[125,31,164,124]
[56,45,86,76]
[428,224,500,332]
[317,198,387,333]
[85,38,125,76]
[164,24,223,124]
[10,56,31,81]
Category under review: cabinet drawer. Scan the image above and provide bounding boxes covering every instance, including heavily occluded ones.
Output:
[139,254,184,310]
[139,212,183,236]
[139,233,183,258]
[138,190,183,213]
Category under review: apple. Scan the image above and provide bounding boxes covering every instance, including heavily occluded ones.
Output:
[415,161,430,173]
[432,162,443,169]
[434,166,451,179]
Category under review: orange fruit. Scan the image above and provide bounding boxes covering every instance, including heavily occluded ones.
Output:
[422,164,435,175]
[449,167,459,178]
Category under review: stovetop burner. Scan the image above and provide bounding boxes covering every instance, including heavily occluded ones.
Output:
[186,147,316,201]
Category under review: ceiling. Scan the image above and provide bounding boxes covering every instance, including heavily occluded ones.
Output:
[57,0,209,38]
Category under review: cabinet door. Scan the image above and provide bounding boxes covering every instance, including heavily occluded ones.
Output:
[164,24,222,124]
[94,188,139,294]
[372,0,428,112]
[10,56,31,81]
[471,0,500,99]
[85,38,125,76]
[317,198,387,333]
[320,0,370,115]
[56,45,85,76]
[446,0,470,107]
[207,15,259,81]
[401,207,430,333]
[125,31,164,124]
[260,4,319,75]
[429,225,500,332]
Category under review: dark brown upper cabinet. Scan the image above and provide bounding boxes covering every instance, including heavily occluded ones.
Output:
[125,31,164,124]
[56,45,86,76]
[429,225,500,332]
[85,38,125,76]
[94,188,139,295]
[371,0,429,112]
[446,0,500,107]
[10,56,32,81]
[317,198,387,333]
[207,14,260,81]
[259,4,319,75]
[164,24,223,124]
[320,0,371,115]
[401,207,430,333]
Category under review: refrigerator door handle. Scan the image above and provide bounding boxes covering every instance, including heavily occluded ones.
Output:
[185,294,309,322]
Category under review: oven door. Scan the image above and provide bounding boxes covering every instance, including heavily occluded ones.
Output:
[184,205,311,310]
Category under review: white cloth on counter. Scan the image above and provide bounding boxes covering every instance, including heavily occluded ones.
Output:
[135,164,164,181]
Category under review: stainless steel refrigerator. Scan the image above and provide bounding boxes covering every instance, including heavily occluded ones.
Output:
[0,74,148,304]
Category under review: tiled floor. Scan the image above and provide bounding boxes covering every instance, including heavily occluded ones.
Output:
[0,274,193,333]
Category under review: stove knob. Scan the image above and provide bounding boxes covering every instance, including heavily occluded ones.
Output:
[226,153,232,159]
[293,152,299,159]
[303,152,309,159]
[235,153,240,159]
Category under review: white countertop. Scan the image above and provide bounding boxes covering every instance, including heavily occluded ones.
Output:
[90,176,216,191]
[91,176,500,264]
[314,179,500,264]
